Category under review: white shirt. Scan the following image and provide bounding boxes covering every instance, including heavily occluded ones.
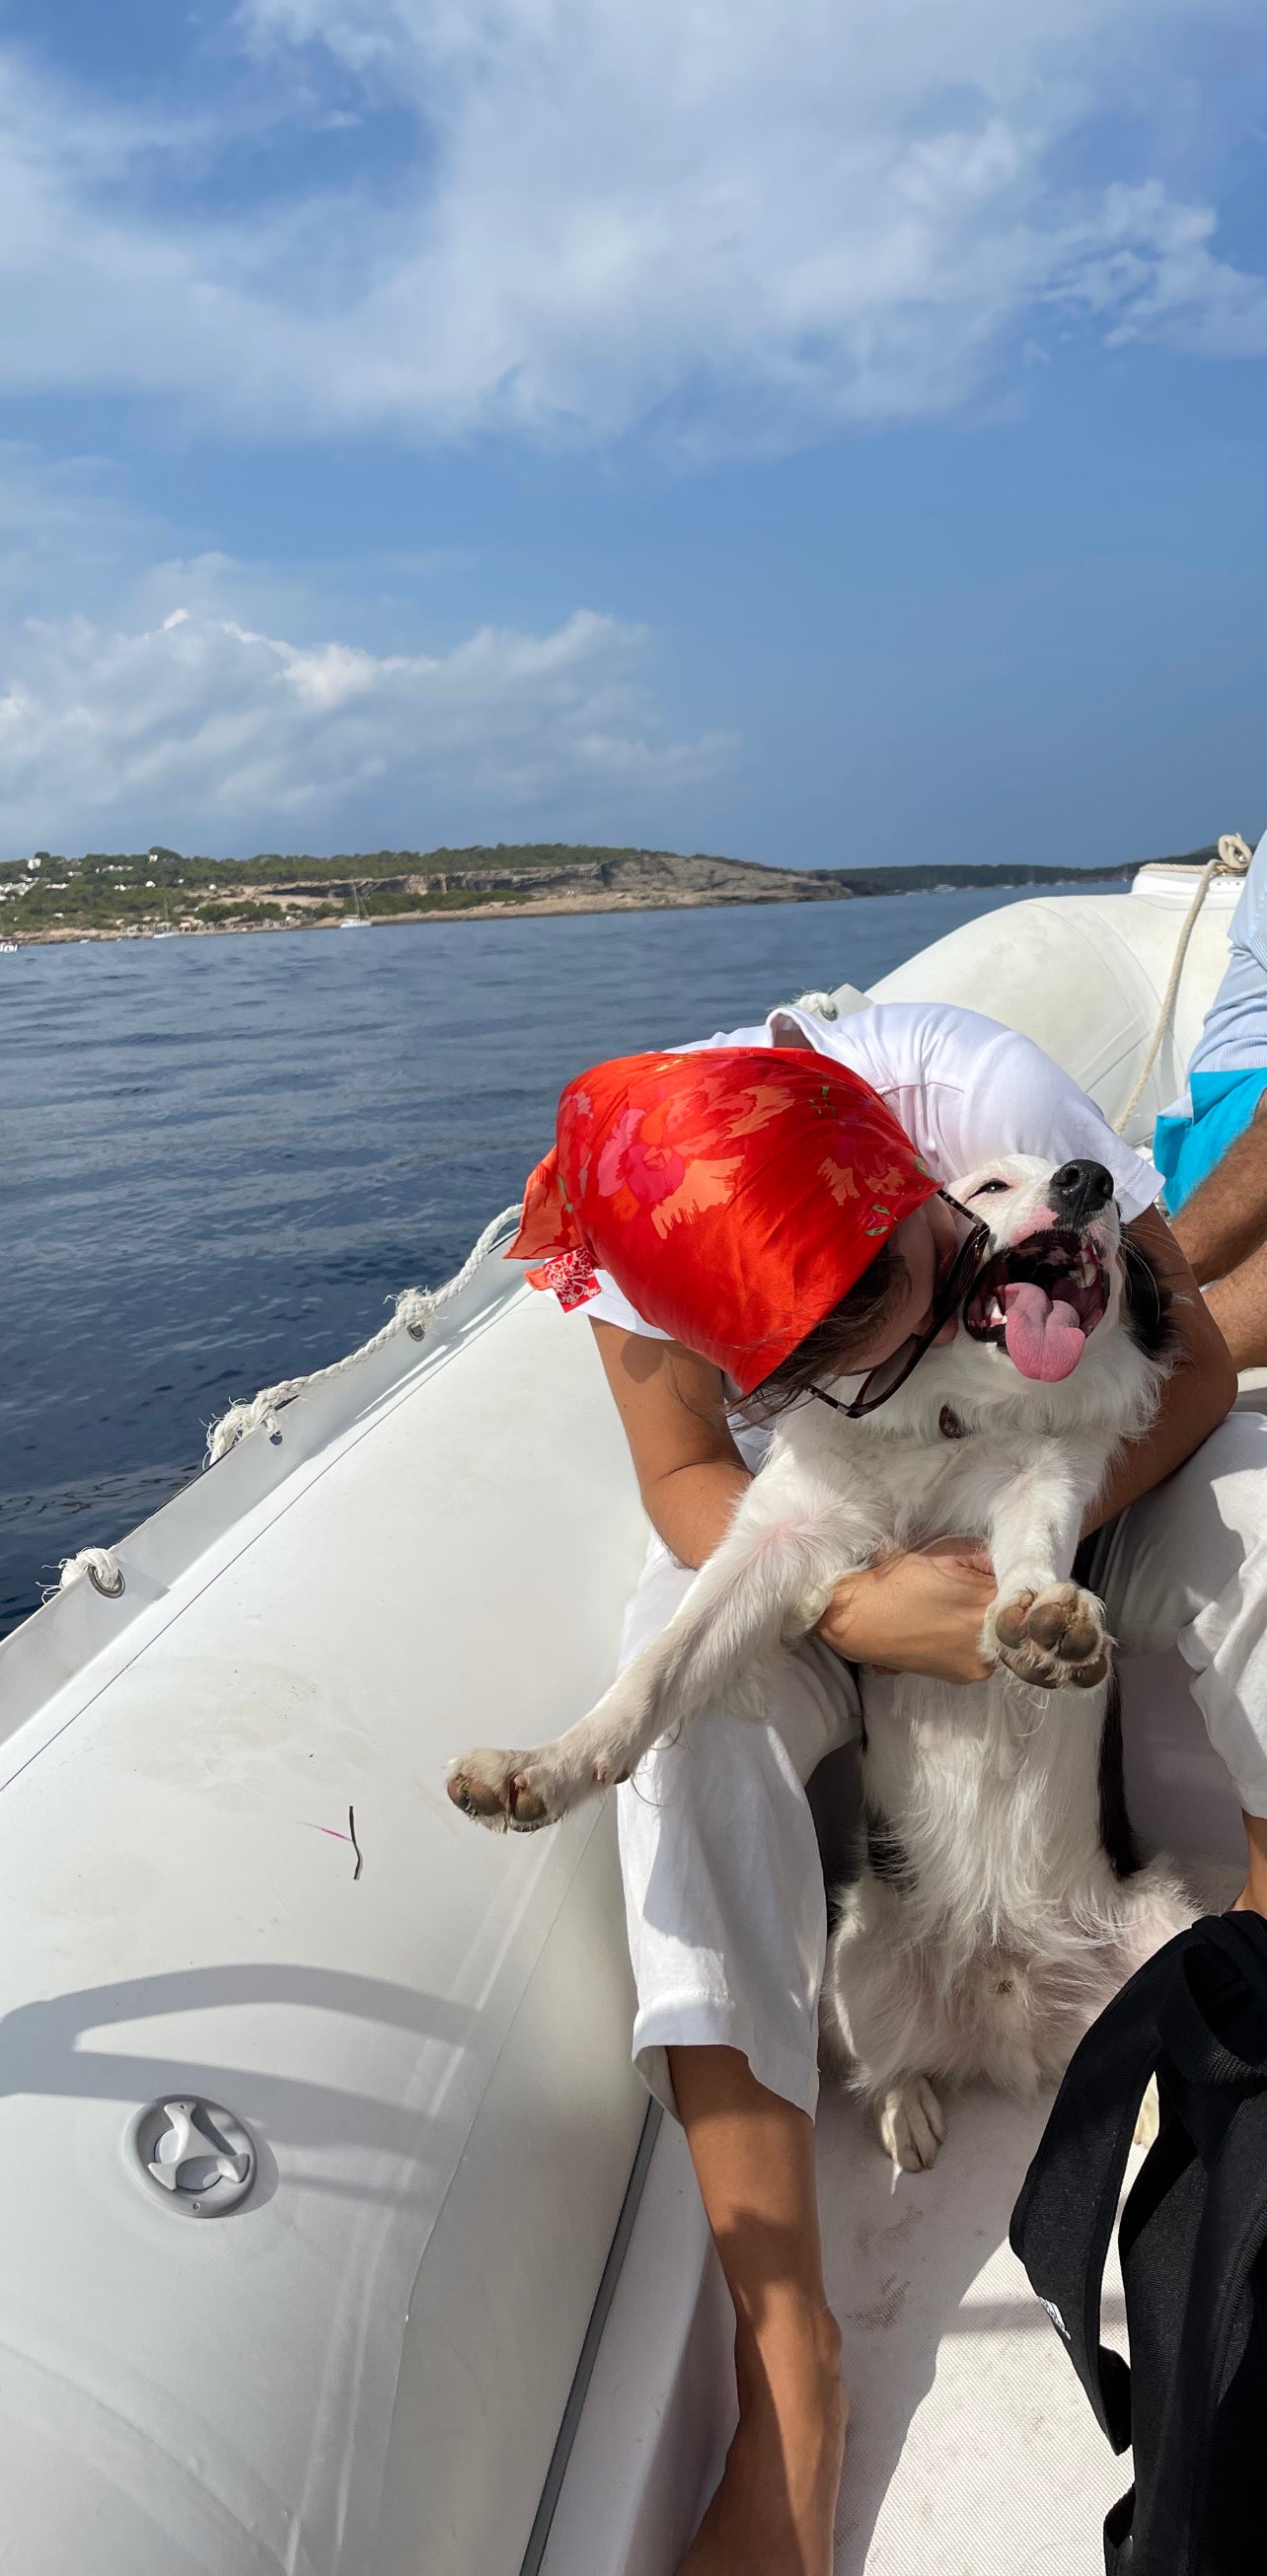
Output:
[578,998,1158,1341]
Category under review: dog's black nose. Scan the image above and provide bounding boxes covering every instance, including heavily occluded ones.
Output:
[1050,1159,1114,1221]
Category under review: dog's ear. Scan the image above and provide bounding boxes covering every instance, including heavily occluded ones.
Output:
[1121,1234,1178,1363]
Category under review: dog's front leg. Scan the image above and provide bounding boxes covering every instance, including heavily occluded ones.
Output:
[448,1472,876,1831]
[983,1453,1109,1690]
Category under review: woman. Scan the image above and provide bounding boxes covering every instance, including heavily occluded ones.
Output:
[506,997,1249,2576]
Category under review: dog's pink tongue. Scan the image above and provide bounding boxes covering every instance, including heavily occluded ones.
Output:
[1002,1280,1086,1381]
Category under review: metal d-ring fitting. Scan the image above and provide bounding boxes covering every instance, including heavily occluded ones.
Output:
[87,1559,125,1597]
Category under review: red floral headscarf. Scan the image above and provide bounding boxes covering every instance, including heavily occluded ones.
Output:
[507,1047,936,1393]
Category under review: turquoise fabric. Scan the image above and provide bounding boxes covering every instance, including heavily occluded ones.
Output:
[1154,1067,1267,1214]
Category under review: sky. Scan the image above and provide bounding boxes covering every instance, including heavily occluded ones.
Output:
[1,0,1265,868]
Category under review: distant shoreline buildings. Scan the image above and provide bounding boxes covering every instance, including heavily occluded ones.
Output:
[0,838,1227,944]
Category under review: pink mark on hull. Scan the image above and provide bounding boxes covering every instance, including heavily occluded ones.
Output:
[304,1822,353,1844]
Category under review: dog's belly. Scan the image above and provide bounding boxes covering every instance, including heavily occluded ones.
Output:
[827,1664,1195,2098]
[828,1675,1138,2093]
[834,1903,1127,2095]
[859,1670,1108,1894]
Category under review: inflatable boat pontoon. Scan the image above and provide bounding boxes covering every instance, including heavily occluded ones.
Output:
[0,861,1252,2576]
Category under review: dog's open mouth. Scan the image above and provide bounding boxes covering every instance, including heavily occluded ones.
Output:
[963,1229,1109,1382]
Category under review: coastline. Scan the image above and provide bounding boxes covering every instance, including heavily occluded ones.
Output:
[5,872,1139,947]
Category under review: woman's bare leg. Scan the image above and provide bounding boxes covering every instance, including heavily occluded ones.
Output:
[1232,1809,1267,1916]
[670,2044,846,2576]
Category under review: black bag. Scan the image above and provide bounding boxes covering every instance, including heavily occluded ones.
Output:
[1009,1913,1267,2575]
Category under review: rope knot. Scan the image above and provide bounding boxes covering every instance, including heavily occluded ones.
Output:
[394,1288,437,1342]
[56,1546,124,1599]
[205,1394,281,1466]
[1218,833,1253,873]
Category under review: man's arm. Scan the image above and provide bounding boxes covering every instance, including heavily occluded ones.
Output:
[1085,1204,1237,1531]
[1169,1095,1267,1286]
[1166,1094,1267,1369]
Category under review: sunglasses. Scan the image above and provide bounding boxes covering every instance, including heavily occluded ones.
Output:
[810,1195,992,1422]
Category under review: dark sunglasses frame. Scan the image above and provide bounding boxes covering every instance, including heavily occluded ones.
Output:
[809,1193,992,1422]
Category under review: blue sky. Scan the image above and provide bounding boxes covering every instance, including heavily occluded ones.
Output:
[2,0,1266,867]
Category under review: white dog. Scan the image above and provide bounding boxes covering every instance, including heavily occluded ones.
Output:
[449,1153,1192,2166]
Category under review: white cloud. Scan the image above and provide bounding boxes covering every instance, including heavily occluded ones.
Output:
[0,2,1262,452]
[0,521,729,856]
[0,454,735,857]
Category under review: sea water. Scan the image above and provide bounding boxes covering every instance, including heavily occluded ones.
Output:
[1,887,1088,1633]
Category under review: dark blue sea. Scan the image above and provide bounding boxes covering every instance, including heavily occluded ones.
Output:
[1,888,1091,1634]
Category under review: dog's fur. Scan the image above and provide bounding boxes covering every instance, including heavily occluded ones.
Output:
[449,1155,1193,2167]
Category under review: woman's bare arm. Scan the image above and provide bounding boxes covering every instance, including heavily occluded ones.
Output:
[590,1321,749,1568]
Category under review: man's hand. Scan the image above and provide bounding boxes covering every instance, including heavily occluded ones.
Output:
[815,1537,998,1684]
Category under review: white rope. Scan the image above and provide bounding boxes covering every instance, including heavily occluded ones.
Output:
[204,1202,525,1466]
[55,1546,124,1598]
[1112,834,1253,1139]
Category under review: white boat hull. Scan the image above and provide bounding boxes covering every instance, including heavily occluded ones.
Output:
[0,1277,650,2573]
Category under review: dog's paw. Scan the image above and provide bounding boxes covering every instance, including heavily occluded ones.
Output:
[992,1583,1110,1692]
[1133,2075,1160,2152]
[877,2076,945,2173]
[446,1746,566,1832]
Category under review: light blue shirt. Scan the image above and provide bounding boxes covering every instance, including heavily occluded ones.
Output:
[1188,826,1267,1081]
[1152,825,1267,1212]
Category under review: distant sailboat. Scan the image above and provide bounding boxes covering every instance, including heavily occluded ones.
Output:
[340,879,373,929]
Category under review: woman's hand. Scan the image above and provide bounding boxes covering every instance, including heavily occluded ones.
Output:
[815,1537,998,1684]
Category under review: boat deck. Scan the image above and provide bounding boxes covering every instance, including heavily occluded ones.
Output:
[821,2083,1127,2575]
[545,2062,1144,2576]
[542,1854,1238,2576]
[823,1858,1238,2569]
